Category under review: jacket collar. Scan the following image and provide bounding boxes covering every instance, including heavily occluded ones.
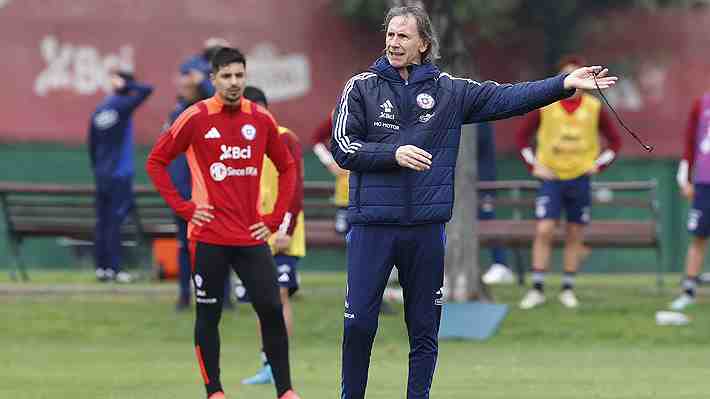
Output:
[369,56,440,85]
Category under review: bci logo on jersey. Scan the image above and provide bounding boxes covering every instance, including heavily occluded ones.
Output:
[220,144,252,160]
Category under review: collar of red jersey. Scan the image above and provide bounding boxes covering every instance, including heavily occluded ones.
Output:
[209,95,251,114]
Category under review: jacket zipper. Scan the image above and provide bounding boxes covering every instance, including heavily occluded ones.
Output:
[402,80,412,224]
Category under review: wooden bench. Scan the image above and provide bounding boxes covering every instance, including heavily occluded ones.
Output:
[0,181,345,280]
[476,180,662,286]
[0,180,660,282]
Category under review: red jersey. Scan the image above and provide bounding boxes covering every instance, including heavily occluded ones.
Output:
[682,99,701,171]
[311,114,333,148]
[146,95,296,246]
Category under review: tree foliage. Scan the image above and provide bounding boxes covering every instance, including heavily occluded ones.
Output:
[335,0,707,71]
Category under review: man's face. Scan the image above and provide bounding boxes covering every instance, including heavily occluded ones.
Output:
[211,62,246,105]
[385,15,428,69]
[109,72,125,92]
[176,74,200,103]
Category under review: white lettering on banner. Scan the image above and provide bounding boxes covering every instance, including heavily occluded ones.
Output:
[246,44,310,102]
[220,145,252,160]
[34,35,134,97]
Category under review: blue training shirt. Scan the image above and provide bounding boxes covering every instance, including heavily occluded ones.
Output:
[88,81,153,179]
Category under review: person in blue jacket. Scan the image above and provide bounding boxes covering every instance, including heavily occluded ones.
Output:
[477,121,513,284]
[88,69,153,283]
[330,6,618,399]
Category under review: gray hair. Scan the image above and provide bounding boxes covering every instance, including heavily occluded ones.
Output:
[383,6,440,64]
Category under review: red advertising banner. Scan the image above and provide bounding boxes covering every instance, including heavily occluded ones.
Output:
[1,1,709,158]
[0,0,381,146]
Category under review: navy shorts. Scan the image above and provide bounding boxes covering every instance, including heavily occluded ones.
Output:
[535,175,591,224]
[236,255,300,302]
[688,184,710,237]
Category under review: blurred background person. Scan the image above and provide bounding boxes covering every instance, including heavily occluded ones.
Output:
[88,69,153,283]
[478,121,513,285]
[179,37,229,100]
[670,91,710,310]
[312,111,350,233]
[516,55,621,310]
[240,86,305,385]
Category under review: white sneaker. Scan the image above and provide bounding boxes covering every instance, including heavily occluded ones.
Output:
[558,289,579,308]
[483,264,515,285]
[95,268,110,282]
[670,293,695,311]
[519,289,546,309]
[114,271,134,284]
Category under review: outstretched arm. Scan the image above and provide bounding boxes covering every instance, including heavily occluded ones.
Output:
[461,66,617,123]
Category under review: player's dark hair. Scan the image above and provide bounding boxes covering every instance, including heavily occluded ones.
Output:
[557,54,586,71]
[243,86,268,108]
[116,71,134,82]
[210,47,246,73]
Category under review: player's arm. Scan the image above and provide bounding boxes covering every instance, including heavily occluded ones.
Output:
[460,74,574,124]
[146,106,200,221]
[331,76,400,172]
[594,108,622,173]
[112,80,154,116]
[514,110,555,180]
[280,131,304,237]
[263,115,297,233]
[313,116,347,176]
[516,110,540,171]
[678,99,700,197]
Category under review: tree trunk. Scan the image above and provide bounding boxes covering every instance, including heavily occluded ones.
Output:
[428,1,491,302]
[444,124,491,301]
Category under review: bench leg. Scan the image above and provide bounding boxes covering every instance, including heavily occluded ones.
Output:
[7,236,29,282]
[514,248,525,286]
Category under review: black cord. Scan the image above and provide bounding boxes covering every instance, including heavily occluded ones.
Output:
[592,72,654,152]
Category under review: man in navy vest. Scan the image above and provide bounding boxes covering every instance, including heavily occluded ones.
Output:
[331,5,618,399]
[88,69,153,282]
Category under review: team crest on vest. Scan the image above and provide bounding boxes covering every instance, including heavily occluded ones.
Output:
[416,93,435,110]
[242,124,256,140]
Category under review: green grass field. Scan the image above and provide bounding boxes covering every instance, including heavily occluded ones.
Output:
[2,272,709,398]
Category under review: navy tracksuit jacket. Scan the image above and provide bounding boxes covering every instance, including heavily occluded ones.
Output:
[331,56,572,399]
[88,81,152,272]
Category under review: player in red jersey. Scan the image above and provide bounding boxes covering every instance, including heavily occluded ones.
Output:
[146,47,301,399]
